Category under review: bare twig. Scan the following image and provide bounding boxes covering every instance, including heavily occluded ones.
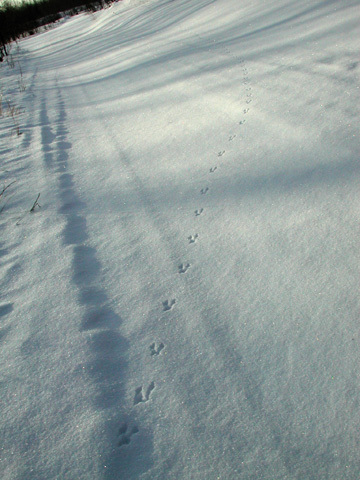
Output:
[30,193,41,212]
[0,180,16,198]
[15,193,42,224]
[0,181,16,214]
[6,99,22,135]
[17,61,26,91]
[18,79,26,92]
[6,54,15,68]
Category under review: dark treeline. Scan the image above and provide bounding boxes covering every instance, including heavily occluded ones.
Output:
[0,0,118,60]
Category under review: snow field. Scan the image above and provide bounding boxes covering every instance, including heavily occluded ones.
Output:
[0,0,360,478]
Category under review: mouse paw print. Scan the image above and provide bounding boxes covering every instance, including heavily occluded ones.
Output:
[163,299,176,311]
[117,423,139,447]
[188,234,199,244]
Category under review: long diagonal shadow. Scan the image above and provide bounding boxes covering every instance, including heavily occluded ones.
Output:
[53,88,128,405]
[50,87,153,476]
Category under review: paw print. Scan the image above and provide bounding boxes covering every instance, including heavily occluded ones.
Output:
[134,382,155,405]
[150,342,165,355]
[163,299,176,311]
[188,234,199,244]
[178,263,190,273]
[118,423,139,447]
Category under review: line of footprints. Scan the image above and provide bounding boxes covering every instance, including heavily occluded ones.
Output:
[117,47,252,449]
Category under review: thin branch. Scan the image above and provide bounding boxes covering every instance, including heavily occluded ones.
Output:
[30,193,41,212]
[0,180,16,198]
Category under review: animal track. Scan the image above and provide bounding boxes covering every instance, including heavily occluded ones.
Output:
[246,99,252,104]
[134,382,155,405]
[163,299,176,311]
[188,234,199,244]
[200,187,209,195]
[229,135,236,141]
[195,208,204,216]
[209,166,217,173]
[243,108,249,114]
[178,263,190,273]
[150,342,165,355]
[239,120,246,125]
[217,150,225,157]
[118,423,139,447]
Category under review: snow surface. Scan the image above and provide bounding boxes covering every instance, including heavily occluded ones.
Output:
[1,0,360,478]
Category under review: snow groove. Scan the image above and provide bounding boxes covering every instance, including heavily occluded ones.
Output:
[37,84,133,459]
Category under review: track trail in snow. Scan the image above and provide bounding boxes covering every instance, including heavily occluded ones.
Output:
[57,28,296,477]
